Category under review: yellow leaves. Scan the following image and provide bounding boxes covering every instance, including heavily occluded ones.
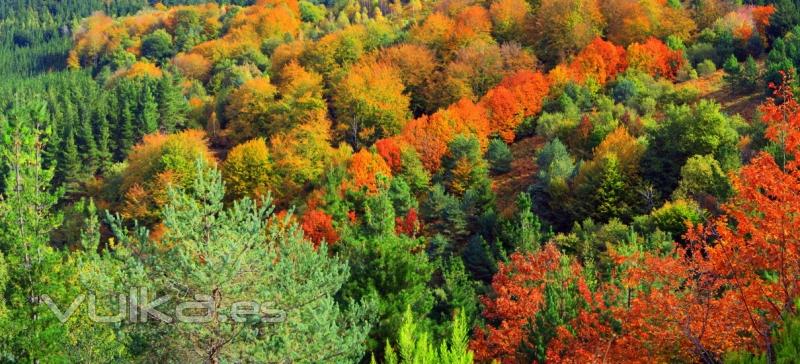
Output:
[409,12,456,52]
[223,138,274,200]
[122,61,164,79]
[224,77,278,143]
[334,59,410,145]
[120,130,214,221]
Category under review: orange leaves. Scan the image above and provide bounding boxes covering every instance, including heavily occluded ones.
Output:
[717,5,776,43]
[70,12,124,68]
[347,149,392,193]
[626,37,685,80]
[380,44,437,91]
[760,76,800,154]
[409,12,456,53]
[301,209,339,247]
[480,70,550,142]
[453,5,493,44]
[173,53,212,81]
[568,37,628,85]
[401,98,490,171]
[750,5,776,37]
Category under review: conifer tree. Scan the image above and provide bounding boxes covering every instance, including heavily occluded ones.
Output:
[108,162,371,363]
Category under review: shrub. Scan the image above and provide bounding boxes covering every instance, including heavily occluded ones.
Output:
[696,59,716,77]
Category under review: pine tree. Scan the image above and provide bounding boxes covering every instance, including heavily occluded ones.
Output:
[115,81,136,159]
[156,75,188,133]
[382,306,474,364]
[138,80,159,137]
[59,125,82,195]
[93,100,113,171]
[107,162,371,363]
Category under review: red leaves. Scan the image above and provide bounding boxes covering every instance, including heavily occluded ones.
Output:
[375,138,403,173]
[470,244,564,362]
[395,208,421,237]
[301,209,339,247]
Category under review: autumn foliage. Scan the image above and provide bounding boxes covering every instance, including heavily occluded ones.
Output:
[568,37,628,85]
[626,38,685,80]
[480,70,550,142]
[347,149,392,193]
[301,209,339,247]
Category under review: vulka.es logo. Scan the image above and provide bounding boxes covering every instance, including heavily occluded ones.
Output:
[41,287,287,324]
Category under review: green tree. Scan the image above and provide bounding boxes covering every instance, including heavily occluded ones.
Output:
[141,29,175,64]
[0,101,126,361]
[486,138,512,175]
[378,306,474,364]
[108,162,371,363]
[138,80,159,137]
[156,75,189,132]
[642,100,740,197]
[339,189,435,353]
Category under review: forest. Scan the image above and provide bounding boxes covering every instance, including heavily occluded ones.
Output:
[1,0,800,362]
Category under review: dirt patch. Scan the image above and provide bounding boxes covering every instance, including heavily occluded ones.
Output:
[677,69,765,121]
[492,135,545,217]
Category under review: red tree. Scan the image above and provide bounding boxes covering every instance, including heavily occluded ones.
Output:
[301,209,339,247]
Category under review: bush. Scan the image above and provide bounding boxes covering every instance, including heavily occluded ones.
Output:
[486,139,513,174]
[696,59,716,77]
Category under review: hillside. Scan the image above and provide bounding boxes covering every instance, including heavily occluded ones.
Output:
[2,0,800,363]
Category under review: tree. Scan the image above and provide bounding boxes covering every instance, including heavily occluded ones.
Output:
[529,0,605,64]
[380,44,437,115]
[118,130,215,224]
[108,163,371,363]
[642,100,740,196]
[156,75,189,133]
[486,139,512,175]
[532,138,576,230]
[672,154,733,205]
[489,0,530,42]
[222,138,273,201]
[480,70,549,142]
[301,209,339,247]
[401,99,490,172]
[333,60,410,147]
[338,189,435,353]
[140,29,175,64]
[470,244,592,363]
[568,37,628,85]
[379,307,474,364]
[627,37,686,80]
[224,77,278,144]
[347,149,392,194]
[173,53,213,81]
[0,101,126,361]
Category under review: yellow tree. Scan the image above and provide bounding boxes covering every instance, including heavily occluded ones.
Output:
[333,60,410,147]
[223,138,274,201]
